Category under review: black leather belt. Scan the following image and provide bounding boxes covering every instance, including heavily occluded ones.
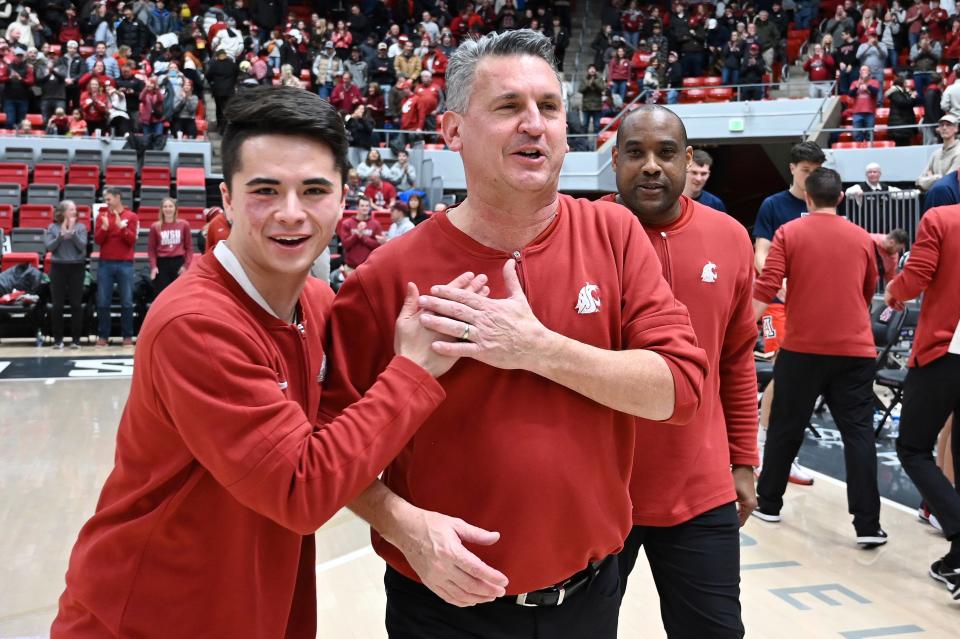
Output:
[501,556,609,607]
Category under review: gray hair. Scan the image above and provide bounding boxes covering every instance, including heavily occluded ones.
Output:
[446,29,559,114]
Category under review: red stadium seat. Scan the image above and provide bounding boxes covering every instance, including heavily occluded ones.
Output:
[18,204,54,228]
[26,113,44,128]
[48,44,61,55]
[870,140,896,148]
[373,211,391,228]
[838,130,855,142]
[681,77,706,88]
[140,166,170,188]
[883,68,894,81]
[176,167,205,187]
[873,125,888,141]
[875,108,890,124]
[0,203,12,233]
[702,76,723,87]
[178,206,206,230]
[137,206,161,225]
[79,45,94,57]
[0,113,7,126]
[681,88,708,103]
[705,87,734,102]
[34,163,66,189]
[105,165,136,189]
[0,162,29,189]
[596,130,615,149]
[914,106,925,122]
[68,164,100,187]
[1,252,40,270]
[831,142,859,149]
[76,205,91,224]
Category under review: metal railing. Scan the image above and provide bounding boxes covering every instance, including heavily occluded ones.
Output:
[844,189,922,245]
[815,122,936,143]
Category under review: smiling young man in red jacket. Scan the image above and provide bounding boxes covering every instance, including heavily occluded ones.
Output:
[885,205,960,601]
[605,105,759,638]
[51,86,476,639]
[752,167,886,548]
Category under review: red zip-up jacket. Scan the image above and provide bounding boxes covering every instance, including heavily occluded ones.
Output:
[887,206,960,367]
[601,195,760,525]
[52,252,445,638]
[93,208,138,261]
[754,212,878,358]
[319,195,708,594]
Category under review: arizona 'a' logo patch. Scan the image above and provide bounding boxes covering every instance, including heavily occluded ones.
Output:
[576,283,601,314]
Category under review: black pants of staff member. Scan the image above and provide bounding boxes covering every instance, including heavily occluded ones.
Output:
[617,502,744,639]
[757,349,881,535]
[897,354,960,546]
[384,557,620,639]
[50,262,85,345]
[213,93,232,132]
[154,256,184,295]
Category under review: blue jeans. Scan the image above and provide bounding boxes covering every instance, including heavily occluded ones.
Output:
[722,68,739,86]
[914,71,933,103]
[852,112,875,142]
[317,82,334,99]
[667,89,680,104]
[623,31,640,49]
[611,80,627,100]
[582,110,601,133]
[141,121,164,136]
[4,99,28,129]
[795,5,815,29]
[97,260,134,339]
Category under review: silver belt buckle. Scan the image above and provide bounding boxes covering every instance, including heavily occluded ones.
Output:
[515,587,565,607]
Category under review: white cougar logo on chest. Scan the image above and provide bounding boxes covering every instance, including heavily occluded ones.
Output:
[576,283,601,314]
[701,262,718,283]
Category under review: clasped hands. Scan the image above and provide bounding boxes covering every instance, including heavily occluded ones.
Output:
[418,259,551,372]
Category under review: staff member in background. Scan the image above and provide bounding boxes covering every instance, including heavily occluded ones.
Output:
[683,148,727,212]
[886,205,960,602]
[94,187,139,347]
[44,200,87,350]
[754,140,826,487]
[752,167,886,549]
[605,105,759,637]
[148,198,194,295]
[320,30,707,638]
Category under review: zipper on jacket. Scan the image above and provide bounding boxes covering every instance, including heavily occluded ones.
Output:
[511,250,528,292]
[657,232,674,286]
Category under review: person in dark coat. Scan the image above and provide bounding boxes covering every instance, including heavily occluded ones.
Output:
[205,48,239,132]
[116,6,153,59]
[886,75,919,146]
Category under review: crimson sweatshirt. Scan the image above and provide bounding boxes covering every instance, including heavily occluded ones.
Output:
[601,195,760,526]
[339,215,383,268]
[147,220,194,269]
[319,195,708,594]
[887,206,960,367]
[93,208,138,261]
[754,212,878,358]
[52,252,446,638]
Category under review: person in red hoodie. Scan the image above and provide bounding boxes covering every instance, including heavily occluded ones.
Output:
[93,186,138,346]
[338,195,383,271]
[319,30,707,638]
[605,105,758,636]
[52,85,479,639]
[752,167,886,548]
[421,39,449,88]
[329,69,363,115]
[147,197,194,295]
[886,205,960,601]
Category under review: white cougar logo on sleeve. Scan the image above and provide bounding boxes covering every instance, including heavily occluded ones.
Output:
[576,283,601,314]
[701,261,718,283]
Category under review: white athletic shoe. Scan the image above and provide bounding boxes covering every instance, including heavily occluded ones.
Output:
[751,508,782,523]
[788,461,814,486]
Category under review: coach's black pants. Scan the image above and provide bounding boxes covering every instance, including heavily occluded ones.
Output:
[896,354,960,542]
[384,556,620,639]
[757,349,881,535]
[617,502,743,638]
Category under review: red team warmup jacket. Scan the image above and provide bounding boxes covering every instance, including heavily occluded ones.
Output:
[53,251,446,638]
[754,212,878,359]
[320,195,708,594]
[887,206,960,367]
[601,194,760,526]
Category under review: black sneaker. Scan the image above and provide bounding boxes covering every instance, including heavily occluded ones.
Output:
[856,529,888,549]
[751,507,781,523]
[930,558,960,586]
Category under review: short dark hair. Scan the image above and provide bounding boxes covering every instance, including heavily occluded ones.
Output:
[220,85,349,189]
[804,167,842,208]
[888,228,909,245]
[691,149,713,167]
[618,104,688,148]
[789,140,825,165]
[104,186,125,201]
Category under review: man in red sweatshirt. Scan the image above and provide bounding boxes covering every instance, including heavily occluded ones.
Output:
[338,195,383,271]
[752,167,886,548]
[606,105,759,637]
[319,30,707,638]
[93,186,138,346]
[886,205,960,601]
[52,85,477,638]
